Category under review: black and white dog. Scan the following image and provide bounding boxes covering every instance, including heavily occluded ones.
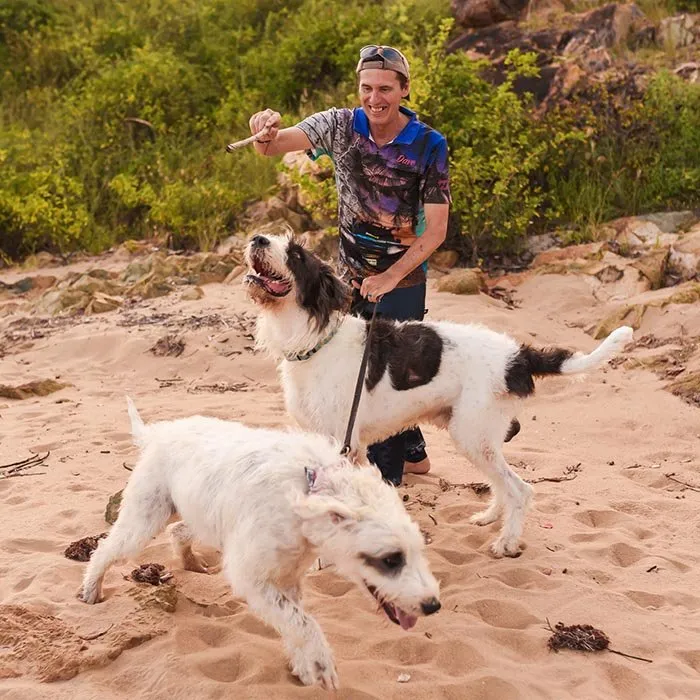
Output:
[244,234,633,557]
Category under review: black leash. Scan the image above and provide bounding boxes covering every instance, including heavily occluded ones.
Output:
[340,299,380,456]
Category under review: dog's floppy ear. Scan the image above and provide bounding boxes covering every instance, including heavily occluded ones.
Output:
[288,243,351,329]
[294,494,358,524]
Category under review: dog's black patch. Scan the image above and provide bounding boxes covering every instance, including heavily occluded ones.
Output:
[505,346,573,397]
[365,319,443,392]
[286,242,351,331]
[504,418,521,442]
[362,551,405,577]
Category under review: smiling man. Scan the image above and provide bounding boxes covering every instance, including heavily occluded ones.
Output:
[248,45,451,486]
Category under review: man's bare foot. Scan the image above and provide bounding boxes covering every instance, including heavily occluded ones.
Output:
[404,457,431,474]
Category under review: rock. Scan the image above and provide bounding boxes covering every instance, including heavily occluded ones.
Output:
[436,268,486,294]
[658,13,697,50]
[451,0,529,29]
[532,242,603,268]
[36,288,91,315]
[150,334,186,357]
[0,379,69,400]
[302,229,339,261]
[105,490,123,525]
[430,250,460,270]
[667,370,700,408]
[122,257,154,284]
[630,248,669,290]
[2,275,57,297]
[594,264,624,283]
[526,232,560,256]
[0,301,21,317]
[128,276,174,300]
[668,226,700,281]
[674,61,699,83]
[191,254,237,285]
[225,265,246,284]
[591,303,647,339]
[85,292,123,315]
[181,286,204,301]
[559,3,653,54]
[242,196,310,234]
[638,211,698,234]
[20,251,59,270]
[668,282,700,305]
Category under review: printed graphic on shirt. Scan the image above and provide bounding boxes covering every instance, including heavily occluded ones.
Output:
[297,107,450,288]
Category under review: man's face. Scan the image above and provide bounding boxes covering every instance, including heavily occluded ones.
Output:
[358,69,408,129]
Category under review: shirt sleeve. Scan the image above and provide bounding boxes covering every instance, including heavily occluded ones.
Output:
[421,136,451,205]
[295,108,347,162]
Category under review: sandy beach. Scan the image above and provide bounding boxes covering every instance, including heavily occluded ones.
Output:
[1,247,699,699]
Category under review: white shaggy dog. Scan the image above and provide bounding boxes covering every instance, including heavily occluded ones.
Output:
[78,400,440,690]
[244,233,634,558]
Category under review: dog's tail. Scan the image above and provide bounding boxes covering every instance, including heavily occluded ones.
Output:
[126,396,148,448]
[505,326,633,397]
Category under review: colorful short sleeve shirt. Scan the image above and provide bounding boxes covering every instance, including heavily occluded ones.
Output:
[296,106,450,288]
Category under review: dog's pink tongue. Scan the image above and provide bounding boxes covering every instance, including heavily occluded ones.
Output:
[265,278,288,294]
[397,609,418,630]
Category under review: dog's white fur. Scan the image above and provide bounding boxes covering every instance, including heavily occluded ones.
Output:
[245,234,634,558]
[78,400,440,690]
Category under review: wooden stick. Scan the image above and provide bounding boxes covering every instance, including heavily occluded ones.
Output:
[665,472,700,493]
[226,126,271,153]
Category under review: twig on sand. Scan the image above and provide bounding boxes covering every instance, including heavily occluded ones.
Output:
[546,619,652,663]
[664,472,700,493]
[0,451,50,479]
[527,463,581,485]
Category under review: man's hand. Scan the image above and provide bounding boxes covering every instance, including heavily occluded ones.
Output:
[246,111,311,157]
[249,109,281,143]
[352,270,401,302]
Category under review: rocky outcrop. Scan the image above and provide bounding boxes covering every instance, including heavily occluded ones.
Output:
[448,4,700,109]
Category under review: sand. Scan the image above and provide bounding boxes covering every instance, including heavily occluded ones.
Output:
[1,253,699,699]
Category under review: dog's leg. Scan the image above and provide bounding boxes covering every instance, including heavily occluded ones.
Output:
[450,406,533,558]
[226,557,338,689]
[167,521,219,574]
[79,480,173,604]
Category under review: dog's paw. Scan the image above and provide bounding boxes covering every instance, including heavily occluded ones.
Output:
[489,537,523,559]
[183,551,214,574]
[77,585,100,604]
[291,647,339,690]
[470,509,500,527]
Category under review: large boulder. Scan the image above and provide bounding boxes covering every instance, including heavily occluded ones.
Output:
[668,225,700,282]
[452,0,529,29]
[436,268,487,294]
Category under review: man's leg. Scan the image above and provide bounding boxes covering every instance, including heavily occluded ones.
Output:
[403,427,430,474]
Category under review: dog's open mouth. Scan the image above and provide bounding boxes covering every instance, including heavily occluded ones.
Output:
[366,584,417,630]
[245,257,292,297]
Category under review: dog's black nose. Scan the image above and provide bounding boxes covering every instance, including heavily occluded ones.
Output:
[421,597,441,616]
[251,235,270,248]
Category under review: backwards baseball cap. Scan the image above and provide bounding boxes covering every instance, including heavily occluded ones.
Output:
[355,45,410,83]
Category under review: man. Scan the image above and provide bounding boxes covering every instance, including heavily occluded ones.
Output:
[248,45,451,486]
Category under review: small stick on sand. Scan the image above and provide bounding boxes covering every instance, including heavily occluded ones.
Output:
[665,472,700,493]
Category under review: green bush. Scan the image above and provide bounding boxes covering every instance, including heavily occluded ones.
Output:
[0,0,698,263]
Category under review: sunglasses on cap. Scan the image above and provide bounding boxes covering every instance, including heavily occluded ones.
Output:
[356,45,410,80]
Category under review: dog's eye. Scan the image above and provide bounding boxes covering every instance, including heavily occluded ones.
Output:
[362,551,405,575]
[381,552,405,570]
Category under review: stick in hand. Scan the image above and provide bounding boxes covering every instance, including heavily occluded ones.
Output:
[226,126,271,153]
